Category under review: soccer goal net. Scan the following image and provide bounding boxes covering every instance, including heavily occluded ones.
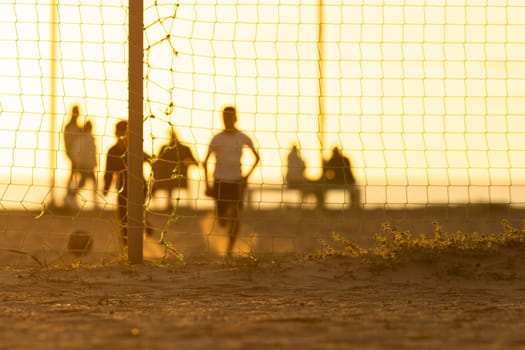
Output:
[1,1,524,265]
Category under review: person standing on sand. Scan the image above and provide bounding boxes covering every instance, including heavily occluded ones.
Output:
[203,106,260,257]
[63,104,83,209]
[70,120,98,206]
[152,128,198,210]
[102,120,153,247]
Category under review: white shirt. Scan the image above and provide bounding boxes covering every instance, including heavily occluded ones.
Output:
[71,133,97,171]
[208,129,254,181]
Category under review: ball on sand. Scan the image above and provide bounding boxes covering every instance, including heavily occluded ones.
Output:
[67,230,93,256]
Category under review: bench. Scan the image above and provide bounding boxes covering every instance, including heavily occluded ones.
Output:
[245,183,361,210]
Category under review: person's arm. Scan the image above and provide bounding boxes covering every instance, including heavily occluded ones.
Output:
[243,144,260,181]
[202,149,212,193]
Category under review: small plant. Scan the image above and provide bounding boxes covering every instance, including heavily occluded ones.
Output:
[315,232,368,259]
[310,219,525,273]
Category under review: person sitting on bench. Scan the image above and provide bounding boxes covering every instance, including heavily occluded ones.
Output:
[285,144,324,208]
[320,146,361,210]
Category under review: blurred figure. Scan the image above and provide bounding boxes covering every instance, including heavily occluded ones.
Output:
[70,120,98,206]
[285,145,306,186]
[152,129,198,210]
[285,144,324,208]
[103,120,153,248]
[322,147,360,209]
[203,106,260,257]
[63,105,83,209]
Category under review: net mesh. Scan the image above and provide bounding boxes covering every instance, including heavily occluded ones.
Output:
[1,1,525,265]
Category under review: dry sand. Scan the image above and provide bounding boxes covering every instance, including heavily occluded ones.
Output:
[2,254,525,349]
[1,205,525,349]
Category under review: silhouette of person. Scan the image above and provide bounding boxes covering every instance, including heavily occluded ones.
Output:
[63,105,83,209]
[152,129,197,209]
[285,145,306,186]
[322,147,360,209]
[102,120,153,247]
[70,120,98,206]
[203,106,260,256]
[285,144,324,208]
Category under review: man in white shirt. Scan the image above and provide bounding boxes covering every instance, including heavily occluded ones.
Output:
[203,106,260,257]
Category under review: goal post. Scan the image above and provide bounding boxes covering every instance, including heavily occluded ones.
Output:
[128,0,144,264]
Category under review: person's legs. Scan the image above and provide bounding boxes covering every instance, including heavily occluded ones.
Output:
[306,181,325,210]
[215,181,228,227]
[75,170,99,208]
[66,159,80,197]
[215,181,244,256]
[64,168,80,209]
[117,195,128,247]
[167,187,175,210]
[66,172,75,195]
[226,202,240,256]
[88,171,98,206]
[349,184,361,210]
[77,171,88,189]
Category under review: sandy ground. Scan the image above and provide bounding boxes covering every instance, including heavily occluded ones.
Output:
[2,254,525,349]
[1,205,525,349]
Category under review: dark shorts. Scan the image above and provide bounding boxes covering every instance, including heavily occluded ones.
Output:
[213,180,245,217]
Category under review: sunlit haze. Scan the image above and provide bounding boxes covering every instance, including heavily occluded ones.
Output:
[1,0,525,209]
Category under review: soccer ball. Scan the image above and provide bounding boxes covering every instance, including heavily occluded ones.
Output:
[67,230,93,257]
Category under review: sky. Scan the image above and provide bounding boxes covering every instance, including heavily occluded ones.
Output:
[1,0,525,209]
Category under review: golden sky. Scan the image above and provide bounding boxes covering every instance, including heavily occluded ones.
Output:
[1,0,525,208]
